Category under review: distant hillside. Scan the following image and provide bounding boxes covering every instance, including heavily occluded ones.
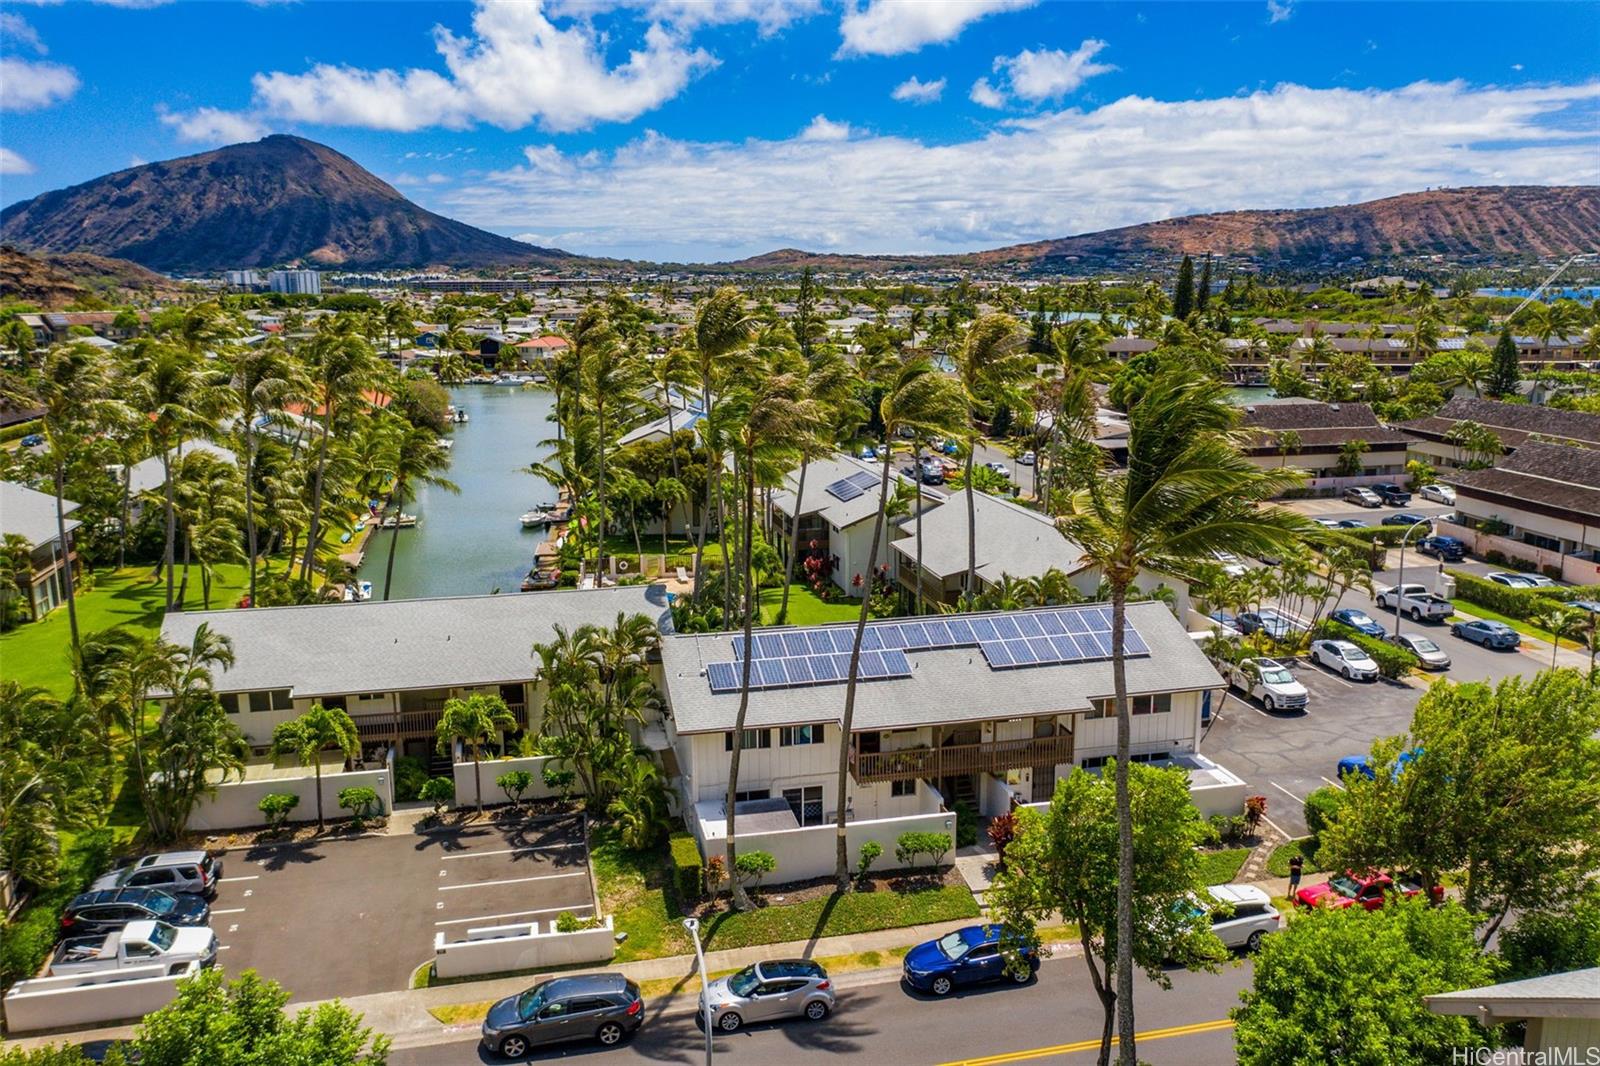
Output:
[0,135,567,273]
[725,186,1600,272]
[0,246,177,308]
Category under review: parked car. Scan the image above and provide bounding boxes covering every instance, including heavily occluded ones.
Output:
[1018,450,1036,466]
[1211,551,1248,577]
[858,445,877,460]
[1184,884,1284,952]
[91,852,222,899]
[1451,618,1521,649]
[1310,639,1379,681]
[1335,519,1369,529]
[480,974,644,1059]
[1485,572,1539,588]
[1338,747,1424,782]
[50,920,217,976]
[1419,484,1456,505]
[1375,582,1453,623]
[1387,632,1451,670]
[1343,487,1382,508]
[1236,607,1302,642]
[1223,657,1309,713]
[1295,872,1397,911]
[902,924,1038,996]
[1382,512,1430,528]
[1313,518,1342,530]
[699,959,834,1031]
[1331,608,1385,638]
[984,460,1011,479]
[19,433,44,448]
[1569,599,1600,616]
[1416,535,1465,562]
[60,888,210,940]
[1371,483,1413,506]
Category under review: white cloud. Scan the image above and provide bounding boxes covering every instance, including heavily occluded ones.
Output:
[0,14,45,52]
[891,75,946,104]
[969,77,1006,109]
[0,147,35,175]
[218,0,714,134]
[0,56,79,111]
[1266,0,1293,23]
[837,0,1036,58]
[440,79,1600,260]
[800,114,852,141]
[994,39,1114,101]
[549,0,821,34]
[157,105,268,144]
[1512,63,1524,72]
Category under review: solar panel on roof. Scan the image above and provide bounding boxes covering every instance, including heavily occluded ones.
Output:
[1122,627,1150,656]
[982,640,1014,667]
[873,623,905,650]
[1027,637,1056,661]
[813,655,843,682]
[825,478,865,502]
[807,631,835,655]
[1062,611,1091,635]
[831,629,856,654]
[755,634,785,658]
[1078,631,1110,658]
[1014,615,1044,638]
[881,648,911,675]
[757,660,787,687]
[848,470,880,490]
[970,618,998,641]
[1008,638,1038,665]
[731,637,746,660]
[783,633,811,657]
[992,616,1022,640]
[1037,612,1067,636]
[1085,606,1113,631]
[784,658,814,685]
[707,662,740,692]
[923,619,953,646]
[1051,634,1082,659]
[945,618,974,644]
[859,628,883,652]
[858,650,886,677]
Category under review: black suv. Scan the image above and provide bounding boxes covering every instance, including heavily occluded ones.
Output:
[60,887,210,939]
[1370,483,1412,506]
[481,974,644,1058]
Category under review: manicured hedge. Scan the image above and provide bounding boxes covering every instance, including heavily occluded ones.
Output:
[1314,619,1417,679]
[1310,526,1414,570]
[668,831,703,903]
[1303,787,1346,841]
[1448,570,1600,621]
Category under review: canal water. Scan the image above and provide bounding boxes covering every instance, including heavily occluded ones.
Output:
[366,385,557,600]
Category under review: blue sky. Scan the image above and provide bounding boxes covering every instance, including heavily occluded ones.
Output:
[2,1,1597,260]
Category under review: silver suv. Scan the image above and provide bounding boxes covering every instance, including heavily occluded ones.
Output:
[700,959,834,1032]
[91,851,222,900]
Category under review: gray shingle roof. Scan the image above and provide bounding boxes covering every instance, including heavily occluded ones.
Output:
[128,441,238,497]
[0,481,80,548]
[890,489,1085,582]
[157,585,673,698]
[1241,401,1385,432]
[771,453,925,531]
[1425,966,1600,1019]
[661,601,1222,734]
[1449,442,1600,519]
[1414,396,1600,448]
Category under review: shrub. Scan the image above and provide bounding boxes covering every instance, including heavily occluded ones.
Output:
[1448,570,1600,621]
[1315,619,1417,679]
[1209,813,1251,846]
[857,840,883,883]
[703,855,726,896]
[496,770,533,808]
[1304,786,1345,840]
[669,831,703,903]
[895,830,952,868]
[337,786,380,829]
[554,910,596,933]
[987,812,1017,870]
[953,800,979,848]
[541,763,576,802]
[419,776,454,819]
[733,850,777,890]
[393,756,428,802]
[1244,795,1268,833]
[258,792,299,832]
[0,830,112,989]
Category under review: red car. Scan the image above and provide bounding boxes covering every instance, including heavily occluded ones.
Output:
[1294,872,1442,911]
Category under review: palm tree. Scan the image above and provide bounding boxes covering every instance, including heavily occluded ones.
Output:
[721,369,816,910]
[655,477,689,562]
[690,289,756,604]
[299,324,380,581]
[574,309,644,580]
[0,681,97,891]
[173,449,246,610]
[130,343,216,611]
[648,344,697,495]
[1520,300,1582,400]
[144,625,244,841]
[1057,367,1309,1064]
[1534,606,1583,669]
[777,351,860,624]
[271,702,359,832]
[222,340,302,605]
[951,314,1031,596]
[436,693,517,814]
[1042,320,1105,512]
[1276,429,1301,468]
[381,426,459,600]
[833,357,966,891]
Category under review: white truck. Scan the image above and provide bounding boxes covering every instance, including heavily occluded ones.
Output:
[1223,657,1309,713]
[49,920,217,977]
[1374,582,1454,623]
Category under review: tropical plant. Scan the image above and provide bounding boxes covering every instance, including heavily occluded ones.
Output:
[142,627,246,842]
[270,702,360,832]
[0,682,98,891]
[732,849,777,891]
[337,786,380,829]
[380,424,458,599]
[496,769,533,810]
[951,314,1032,595]
[258,792,299,833]
[419,776,455,820]
[604,757,669,850]
[435,693,517,814]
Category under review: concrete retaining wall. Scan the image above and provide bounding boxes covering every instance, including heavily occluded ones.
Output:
[3,962,199,1033]
[186,769,392,832]
[432,917,615,979]
[451,756,579,809]
[716,809,957,884]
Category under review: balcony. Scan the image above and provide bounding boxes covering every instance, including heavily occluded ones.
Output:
[350,702,527,740]
[850,733,1075,784]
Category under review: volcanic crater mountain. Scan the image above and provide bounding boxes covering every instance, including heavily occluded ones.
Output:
[0,135,563,273]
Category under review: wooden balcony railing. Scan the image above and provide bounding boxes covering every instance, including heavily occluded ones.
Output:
[850,733,1075,784]
[350,702,527,740]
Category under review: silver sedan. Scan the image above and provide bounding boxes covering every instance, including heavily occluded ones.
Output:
[699,959,834,1032]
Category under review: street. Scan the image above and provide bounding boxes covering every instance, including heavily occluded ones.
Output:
[388,952,1250,1064]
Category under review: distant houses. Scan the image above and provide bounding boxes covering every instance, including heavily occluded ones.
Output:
[1239,401,1411,483]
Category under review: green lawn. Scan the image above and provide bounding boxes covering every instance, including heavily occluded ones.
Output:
[759,585,861,626]
[1451,598,1584,653]
[1266,838,1326,879]
[1195,847,1251,885]
[1,564,257,696]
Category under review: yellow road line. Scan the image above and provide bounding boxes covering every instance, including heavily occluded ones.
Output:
[939,1018,1235,1066]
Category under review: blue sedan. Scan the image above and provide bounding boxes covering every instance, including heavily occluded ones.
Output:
[902,925,1038,997]
[1450,619,1521,649]
[1331,608,1385,638]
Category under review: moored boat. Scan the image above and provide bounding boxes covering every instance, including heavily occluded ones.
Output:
[379,513,419,529]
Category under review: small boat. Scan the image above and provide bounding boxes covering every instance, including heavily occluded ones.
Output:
[453,408,470,423]
[520,568,559,591]
[436,437,453,451]
[342,580,374,602]
[520,507,558,527]
[531,373,548,384]
[380,513,418,529]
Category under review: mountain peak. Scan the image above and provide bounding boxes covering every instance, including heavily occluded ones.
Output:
[0,136,566,272]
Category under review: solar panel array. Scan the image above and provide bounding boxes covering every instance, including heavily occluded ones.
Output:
[707,606,1151,693]
[823,469,883,502]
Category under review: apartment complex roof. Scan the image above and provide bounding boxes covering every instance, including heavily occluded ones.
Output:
[1426,967,1600,1024]
[890,489,1086,583]
[1240,401,1412,451]
[157,585,672,699]
[661,600,1221,735]
[127,441,238,497]
[0,481,81,547]
[1397,396,1600,451]
[1449,442,1600,520]
[771,453,925,531]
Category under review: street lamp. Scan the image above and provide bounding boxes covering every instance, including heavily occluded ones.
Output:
[1392,517,1435,640]
[683,917,713,1066]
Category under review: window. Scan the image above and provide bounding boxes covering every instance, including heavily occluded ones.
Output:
[782,785,825,826]
[1080,753,1166,770]
[248,689,293,713]
[356,692,386,702]
[220,693,242,715]
[1088,693,1172,718]
[890,779,916,798]
[733,789,770,804]
[725,729,772,751]
[779,724,824,747]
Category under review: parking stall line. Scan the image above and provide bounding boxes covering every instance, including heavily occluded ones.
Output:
[211,908,247,915]
[1269,780,1304,804]
[439,844,584,860]
[437,872,589,892]
[1319,776,1345,791]
[220,875,259,882]
[434,904,594,927]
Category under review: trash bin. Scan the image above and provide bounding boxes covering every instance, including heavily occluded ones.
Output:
[1438,573,1457,598]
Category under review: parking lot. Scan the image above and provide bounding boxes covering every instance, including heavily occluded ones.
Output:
[210,812,593,1002]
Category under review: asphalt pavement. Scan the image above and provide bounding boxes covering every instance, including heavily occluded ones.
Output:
[388,951,1251,1065]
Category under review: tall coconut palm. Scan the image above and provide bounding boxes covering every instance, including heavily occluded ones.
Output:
[777,351,860,624]
[721,369,816,909]
[1520,300,1582,400]
[299,324,380,581]
[130,344,217,611]
[951,314,1031,596]
[380,425,458,599]
[1042,320,1106,511]
[173,449,245,610]
[1057,367,1309,1063]
[690,288,756,604]
[574,309,644,580]
[648,345,697,491]
[222,340,301,604]
[834,357,966,891]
